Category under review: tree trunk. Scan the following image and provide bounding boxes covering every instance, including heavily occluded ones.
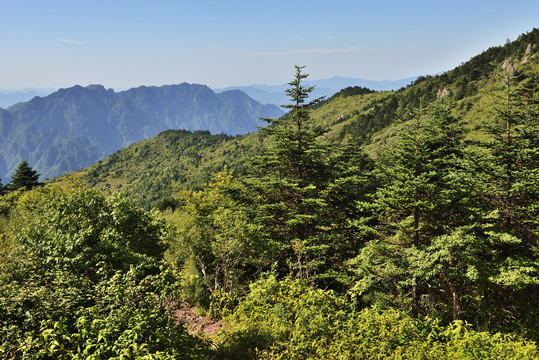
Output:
[448,282,462,321]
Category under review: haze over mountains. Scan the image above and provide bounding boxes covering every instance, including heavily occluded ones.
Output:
[0,88,54,109]
[215,76,418,107]
[1,23,534,187]
[0,83,283,182]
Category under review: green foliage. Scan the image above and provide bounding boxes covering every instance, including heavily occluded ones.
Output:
[216,276,539,359]
[165,169,261,315]
[0,185,201,358]
[15,186,165,280]
[155,196,180,211]
[2,30,539,358]
[0,189,19,221]
[332,85,376,98]
[27,271,196,360]
[458,61,539,337]
[349,53,539,339]
[341,28,539,147]
[79,129,243,209]
[471,66,539,246]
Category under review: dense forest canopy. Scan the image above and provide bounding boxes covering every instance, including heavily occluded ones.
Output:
[1,28,538,359]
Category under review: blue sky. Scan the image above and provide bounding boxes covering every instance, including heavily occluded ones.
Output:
[1,0,538,90]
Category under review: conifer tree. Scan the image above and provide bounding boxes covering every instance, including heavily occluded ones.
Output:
[244,66,372,283]
[474,70,539,247]
[463,66,539,334]
[350,102,471,319]
[8,159,40,190]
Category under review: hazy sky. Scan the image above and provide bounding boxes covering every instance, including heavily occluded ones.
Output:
[1,0,538,90]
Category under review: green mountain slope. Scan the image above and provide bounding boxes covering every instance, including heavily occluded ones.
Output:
[73,28,538,209]
[77,130,261,209]
[333,29,538,144]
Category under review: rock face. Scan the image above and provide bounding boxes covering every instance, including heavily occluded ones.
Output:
[0,83,283,181]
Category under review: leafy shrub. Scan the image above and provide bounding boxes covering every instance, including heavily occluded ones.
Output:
[0,186,201,358]
[164,170,261,314]
[26,269,197,359]
[15,187,166,279]
[215,276,538,359]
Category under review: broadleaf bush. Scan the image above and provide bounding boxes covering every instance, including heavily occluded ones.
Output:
[214,275,539,359]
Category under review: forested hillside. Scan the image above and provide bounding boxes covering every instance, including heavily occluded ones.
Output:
[1,29,538,359]
[79,130,244,209]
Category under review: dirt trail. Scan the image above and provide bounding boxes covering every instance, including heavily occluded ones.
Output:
[170,301,224,337]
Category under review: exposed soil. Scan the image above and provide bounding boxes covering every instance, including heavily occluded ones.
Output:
[168,300,224,337]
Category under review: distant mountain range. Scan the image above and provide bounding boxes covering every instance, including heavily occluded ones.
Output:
[214,76,418,106]
[0,76,416,184]
[0,76,416,110]
[0,83,283,182]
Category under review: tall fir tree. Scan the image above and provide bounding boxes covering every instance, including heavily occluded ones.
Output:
[350,102,471,319]
[242,66,372,284]
[463,63,539,336]
[8,159,40,191]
